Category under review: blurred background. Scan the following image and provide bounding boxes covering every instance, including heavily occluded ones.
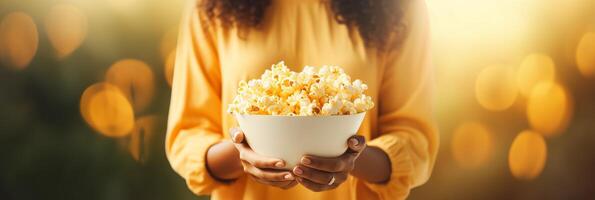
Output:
[0,0,594,199]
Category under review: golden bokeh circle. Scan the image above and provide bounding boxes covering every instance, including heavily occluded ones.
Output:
[475,65,518,111]
[576,32,595,78]
[80,82,120,127]
[451,121,493,169]
[105,59,155,113]
[527,82,572,137]
[0,12,38,70]
[508,130,547,181]
[44,4,88,59]
[129,115,158,163]
[164,50,176,86]
[80,82,135,137]
[516,54,556,97]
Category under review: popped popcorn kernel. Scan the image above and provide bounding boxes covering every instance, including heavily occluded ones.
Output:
[228,61,374,116]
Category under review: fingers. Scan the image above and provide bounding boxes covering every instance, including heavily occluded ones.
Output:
[293,165,346,185]
[230,127,244,144]
[300,155,352,172]
[249,175,297,189]
[298,135,366,173]
[244,163,295,182]
[347,135,366,153]
[230,127,286,169]
[246,165,297,189]
[238,148,286,169]
[282,180,299,189]
[296,176,336,192]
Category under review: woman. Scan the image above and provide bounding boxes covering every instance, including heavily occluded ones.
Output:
[165,0,438,199]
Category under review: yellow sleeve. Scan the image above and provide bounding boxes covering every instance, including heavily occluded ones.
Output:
[362,1,439,199]
[165,3,224,196]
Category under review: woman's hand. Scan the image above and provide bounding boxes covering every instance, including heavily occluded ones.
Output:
[293,135,366,192]
[230,128,298,189]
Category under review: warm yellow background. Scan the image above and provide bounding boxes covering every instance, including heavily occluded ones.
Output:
[1,0,594,199]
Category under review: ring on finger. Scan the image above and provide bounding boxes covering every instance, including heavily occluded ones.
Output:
[328,175,336,186]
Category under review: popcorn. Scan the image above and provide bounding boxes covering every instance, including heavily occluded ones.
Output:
[228,61,374,116]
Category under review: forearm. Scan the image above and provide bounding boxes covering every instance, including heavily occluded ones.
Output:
[206,140,244,181]
[351,146,391,184]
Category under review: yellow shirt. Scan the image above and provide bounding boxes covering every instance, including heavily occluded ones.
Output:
[165,0,438,199]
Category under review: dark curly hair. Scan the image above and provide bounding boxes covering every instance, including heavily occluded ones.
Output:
[200,0,406,48]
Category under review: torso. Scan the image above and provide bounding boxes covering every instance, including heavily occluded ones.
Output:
[211,0,387,199]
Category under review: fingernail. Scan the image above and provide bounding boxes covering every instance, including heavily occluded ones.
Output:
[284,174,294,180]
[301,157,311,165]
[232,132,240,142]
[230,127,239,135]
[275,162,285,168]
[350,138,359,146]
[294,167,303,175]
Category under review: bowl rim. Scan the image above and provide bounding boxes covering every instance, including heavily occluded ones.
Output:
[233,112,366,118]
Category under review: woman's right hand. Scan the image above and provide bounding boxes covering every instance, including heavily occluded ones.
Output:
[230,128,297,189]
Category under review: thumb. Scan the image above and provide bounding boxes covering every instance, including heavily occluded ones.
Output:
[230,127,245,144]
[347,135,366,153]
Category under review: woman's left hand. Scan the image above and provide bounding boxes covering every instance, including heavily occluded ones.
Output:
[293,135,366,192]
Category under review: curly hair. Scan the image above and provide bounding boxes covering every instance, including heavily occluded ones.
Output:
[200,0,405,48]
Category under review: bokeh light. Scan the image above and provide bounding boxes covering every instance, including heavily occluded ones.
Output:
[80,82,135,137]
[0,12,38,70]
[475,65,519,111]
[105,59,155,113]
[129,115,158,163]
[576,32,595,78]
[80,82,120,128]
[1,0,595,199]
[516,54,556,97]
[451,121,493,169]
[44,4,88,59]
[165,50,176,86]
[508,130,547,181]
[527,82,572,137]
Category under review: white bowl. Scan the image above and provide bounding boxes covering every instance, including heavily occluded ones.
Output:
[234,112,366,169]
